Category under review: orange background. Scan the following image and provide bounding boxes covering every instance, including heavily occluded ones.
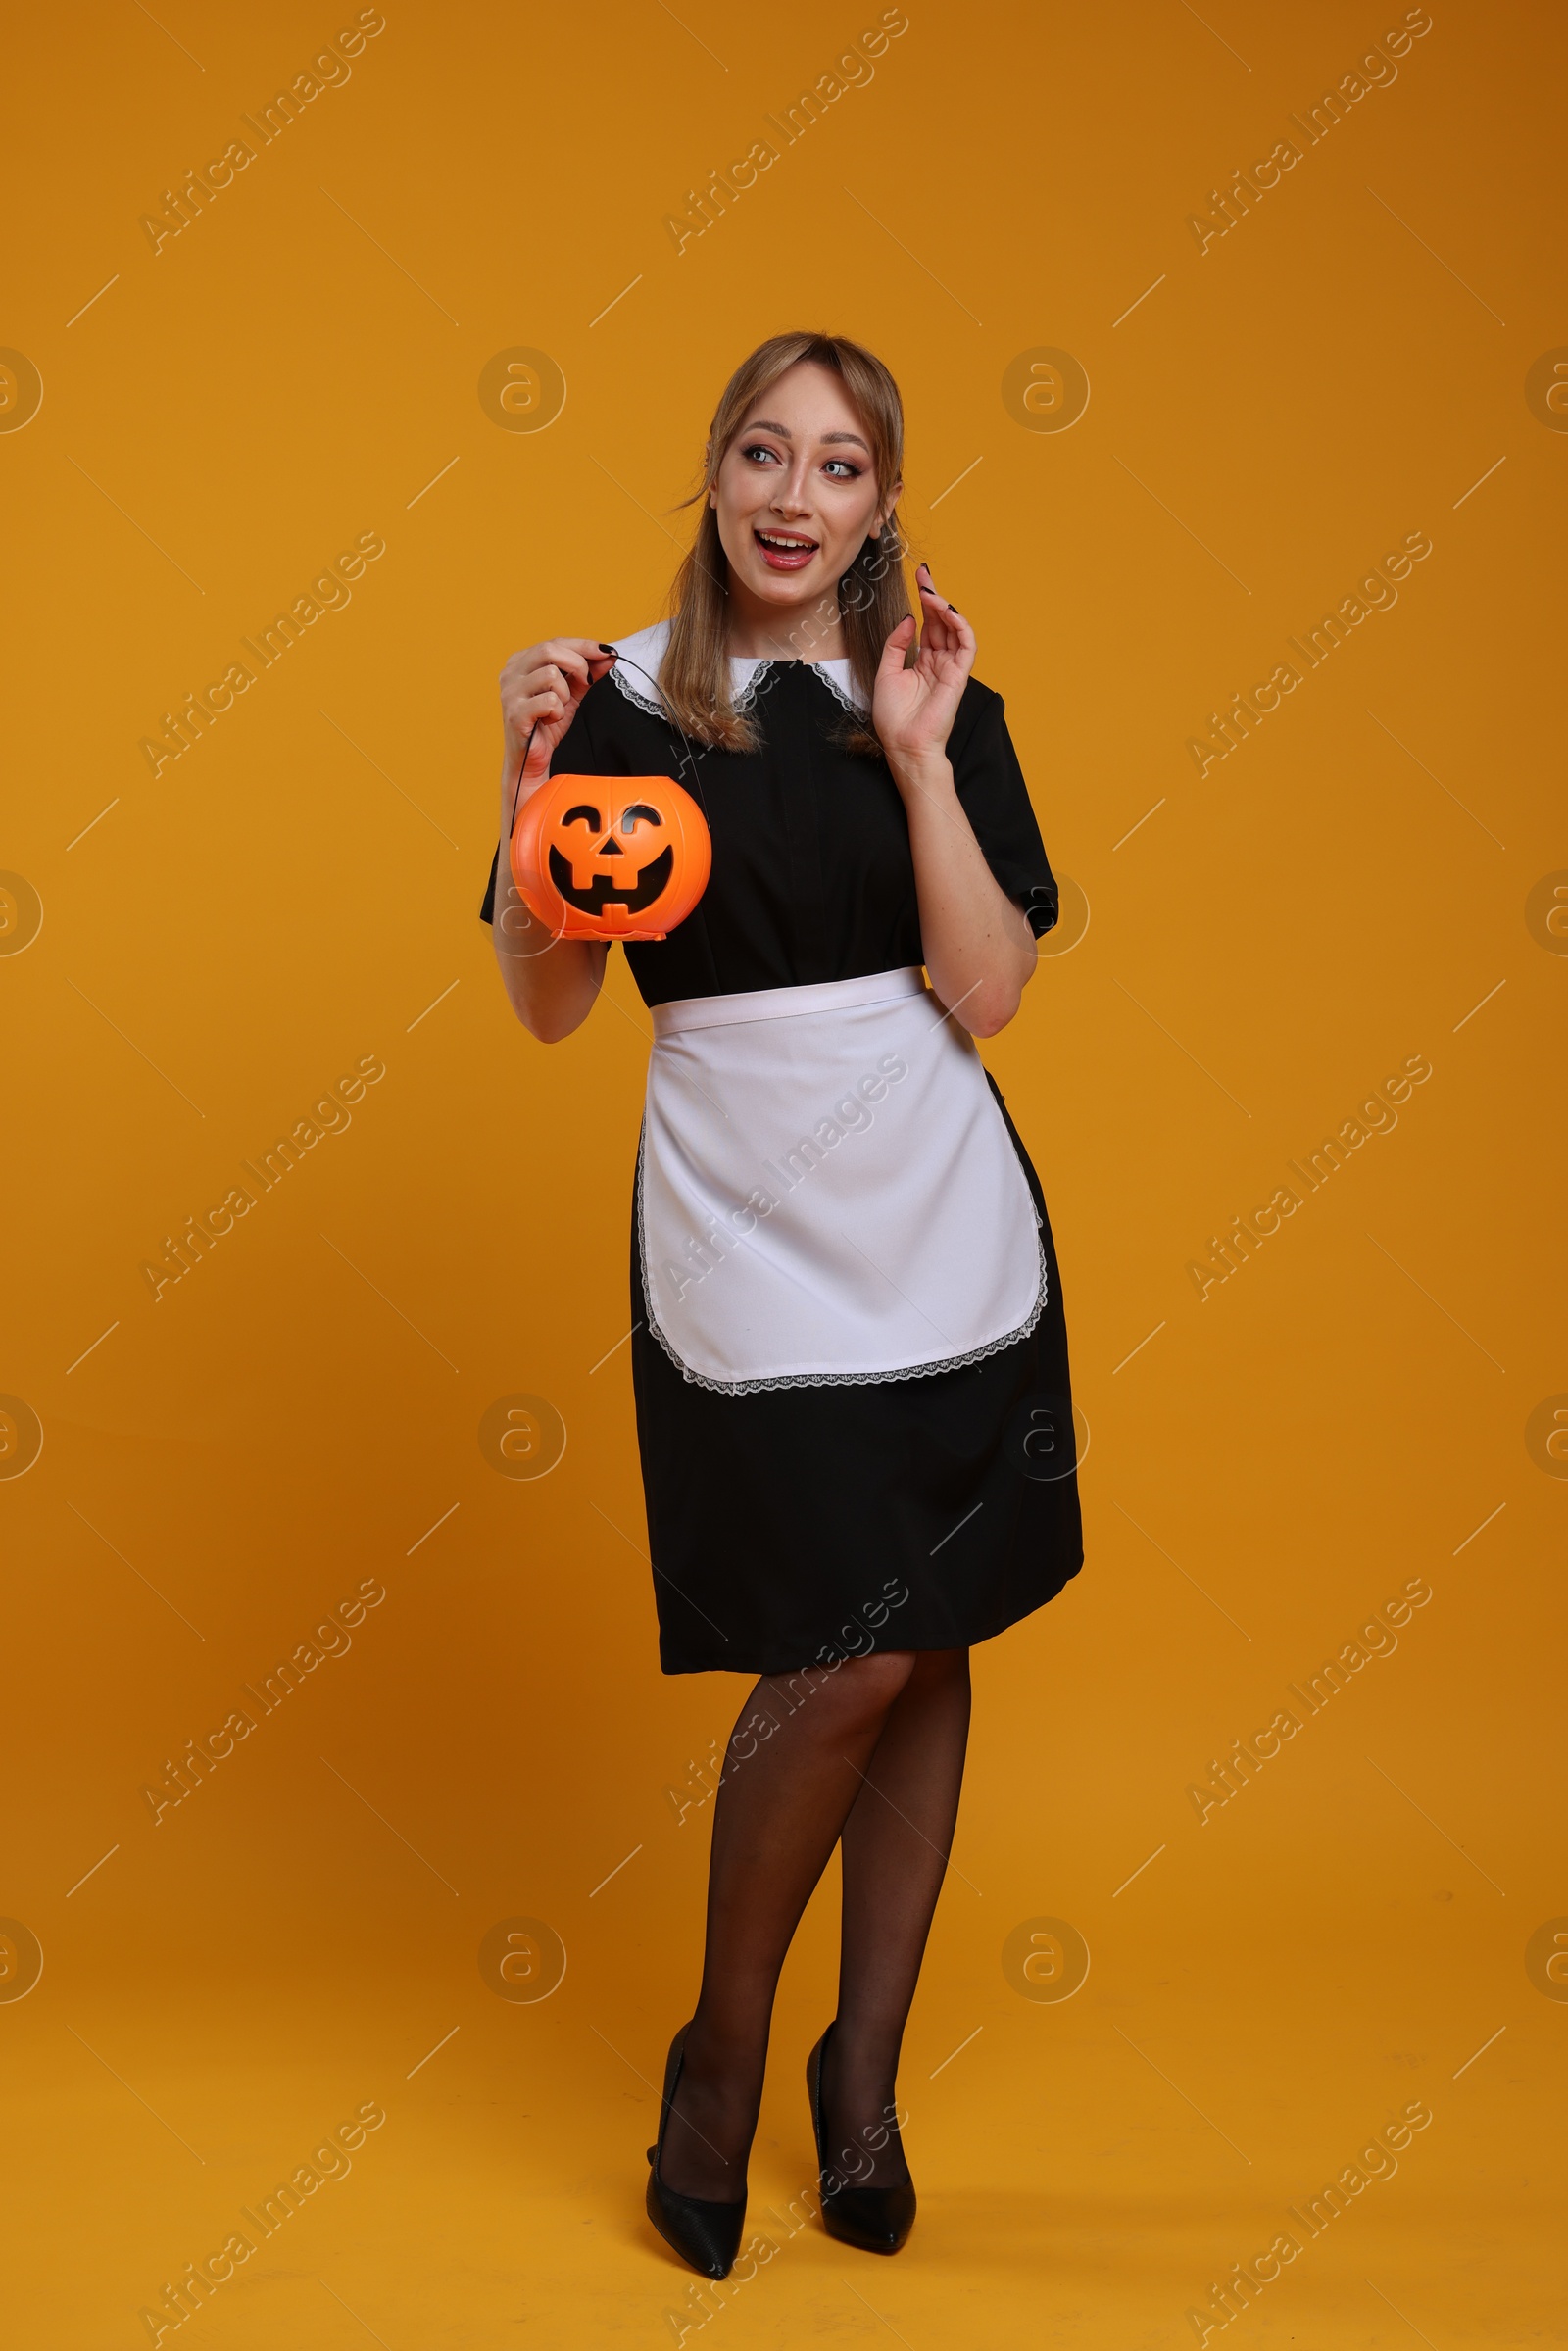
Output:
[3,1,1564,2343]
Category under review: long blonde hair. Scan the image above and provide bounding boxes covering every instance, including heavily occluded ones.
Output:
[661,332,912,754]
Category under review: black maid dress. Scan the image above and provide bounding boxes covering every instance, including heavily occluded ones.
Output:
[481,653,1084,1677]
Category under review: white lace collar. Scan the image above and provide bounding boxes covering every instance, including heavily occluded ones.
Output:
[606,619,868,722]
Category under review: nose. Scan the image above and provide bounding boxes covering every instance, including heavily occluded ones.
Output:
[770,460,814,517]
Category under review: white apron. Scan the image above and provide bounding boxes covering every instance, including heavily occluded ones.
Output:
[638,967,1046,1393]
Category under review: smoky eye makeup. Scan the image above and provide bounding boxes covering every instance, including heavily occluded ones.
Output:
[735,441,865,478]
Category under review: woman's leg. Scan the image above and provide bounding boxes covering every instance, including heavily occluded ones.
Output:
[658,1650,918,2201]
[820,1645,972,2189]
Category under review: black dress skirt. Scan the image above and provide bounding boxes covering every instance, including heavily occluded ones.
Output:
[482,654,1084,1676]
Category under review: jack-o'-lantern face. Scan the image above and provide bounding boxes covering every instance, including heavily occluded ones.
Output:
[548,798,671,916]
[510,771,711,942]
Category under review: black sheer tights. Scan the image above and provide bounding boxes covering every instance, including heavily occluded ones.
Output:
[657,1646,972,2201]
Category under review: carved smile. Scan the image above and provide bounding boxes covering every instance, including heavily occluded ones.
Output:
[547,843,675,913]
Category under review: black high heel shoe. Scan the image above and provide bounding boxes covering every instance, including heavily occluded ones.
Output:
[645,2021,748,2279]
[806,2023,917,2256]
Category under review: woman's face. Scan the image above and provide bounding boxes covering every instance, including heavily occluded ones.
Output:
[709,361,897,619]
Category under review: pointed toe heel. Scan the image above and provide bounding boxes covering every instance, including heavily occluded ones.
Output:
[646,2022,748,2279]
[807,2024,917,2256]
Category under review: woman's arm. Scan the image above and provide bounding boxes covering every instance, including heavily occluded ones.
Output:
[491,638,614,1043]
[872,567,1038,1039]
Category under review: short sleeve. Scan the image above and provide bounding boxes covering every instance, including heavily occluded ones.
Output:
[480,682,623,923]
[949,685,1060,938]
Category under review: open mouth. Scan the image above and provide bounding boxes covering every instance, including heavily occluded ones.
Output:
[548,843,674,914]
[754,528,819,571]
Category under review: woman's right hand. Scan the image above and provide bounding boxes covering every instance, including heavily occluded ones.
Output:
[499,638,616,800]
[492,637,616,1043]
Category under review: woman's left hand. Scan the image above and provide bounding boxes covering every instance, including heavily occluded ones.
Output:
[871,562,974,777]
[869,562,1034,1037]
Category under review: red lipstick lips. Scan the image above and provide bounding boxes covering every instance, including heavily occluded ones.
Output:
[754,528,819,571]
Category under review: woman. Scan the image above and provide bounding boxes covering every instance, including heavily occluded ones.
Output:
[481,331,1083,2278]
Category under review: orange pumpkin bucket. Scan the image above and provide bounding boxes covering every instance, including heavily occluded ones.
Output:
[510,772,711,942]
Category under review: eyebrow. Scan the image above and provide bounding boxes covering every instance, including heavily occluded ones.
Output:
[742,416,872,455]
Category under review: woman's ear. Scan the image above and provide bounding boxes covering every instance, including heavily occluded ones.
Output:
[869,482,904,540]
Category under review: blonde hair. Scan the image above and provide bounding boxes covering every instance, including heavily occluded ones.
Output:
[661,331,912,754]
